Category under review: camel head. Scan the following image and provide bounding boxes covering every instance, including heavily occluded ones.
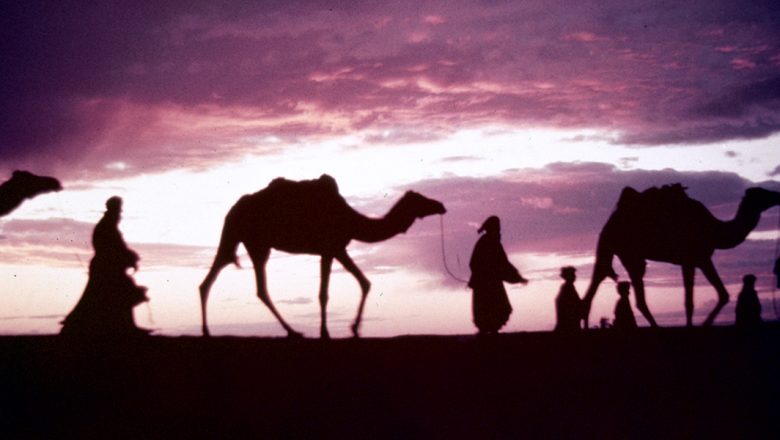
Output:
[743,187,780,213]
[399,191,447,219]
[10,170,62,198]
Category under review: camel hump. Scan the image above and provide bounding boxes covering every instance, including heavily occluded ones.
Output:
[616,186,641,211]
[616,183,691,212]
[266,174,340,195]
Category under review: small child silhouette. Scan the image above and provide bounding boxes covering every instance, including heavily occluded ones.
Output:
[613,281,637,330]
[735,274,762,328]
[555,266,581,332]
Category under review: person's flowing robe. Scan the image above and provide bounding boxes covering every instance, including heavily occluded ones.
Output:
[468,233,522,333]
[61,212,147,336]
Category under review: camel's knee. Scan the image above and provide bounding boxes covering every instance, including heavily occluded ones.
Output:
[319,291,328,305]
[634,297,649,311]
[199,283,210,300]
[256,291,271,306]
[360,279,371,295]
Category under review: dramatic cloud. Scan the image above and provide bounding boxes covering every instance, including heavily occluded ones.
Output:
[2,1,779,178]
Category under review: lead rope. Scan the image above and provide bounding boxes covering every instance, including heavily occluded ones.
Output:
[439,215,469,284]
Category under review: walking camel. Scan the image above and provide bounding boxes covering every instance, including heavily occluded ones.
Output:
[581,184,780,328]
[199,174,446,338]
[0,170,62,217]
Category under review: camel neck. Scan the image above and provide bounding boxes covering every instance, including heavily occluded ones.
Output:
[714,198,763,249]
[351,201,415,243]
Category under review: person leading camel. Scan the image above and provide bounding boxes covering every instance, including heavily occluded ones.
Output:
[468,216,527,336]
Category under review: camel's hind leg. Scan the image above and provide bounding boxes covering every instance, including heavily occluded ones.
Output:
[319,256,333,339]
[336,250,371,337]
[681,264,695,327]
[199,258,232,337]
[699,259,729,326]
[247,246,302,338]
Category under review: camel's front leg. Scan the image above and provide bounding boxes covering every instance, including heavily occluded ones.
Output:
[319,256,333,339]
[336,250,371,337]
[699,259,729,326]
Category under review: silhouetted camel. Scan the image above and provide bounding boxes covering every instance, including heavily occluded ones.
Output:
[200,174,446,338]
[582,184,780,328]
[0,170,61,217]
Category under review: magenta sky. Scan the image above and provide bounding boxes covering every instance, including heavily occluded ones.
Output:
[1,1,779,336]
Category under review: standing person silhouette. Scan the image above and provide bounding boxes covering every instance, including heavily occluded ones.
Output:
[61,196,149,337]
[468,216,527,335]
[613,281,637,330]
[555,266,581,332]
[735,274,762,328]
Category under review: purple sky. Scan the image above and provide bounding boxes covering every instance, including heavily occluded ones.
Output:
[0,1,779,335]
[2,1,779,178]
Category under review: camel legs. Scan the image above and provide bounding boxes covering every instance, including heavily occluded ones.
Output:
[199,258,233,337]
[622,258,659,327]
[335,250,371,337]
[319,256,333,339]
[247,246,302,338]
[699,259,729,326]
[581,271,609,329]
[682,264,695,327]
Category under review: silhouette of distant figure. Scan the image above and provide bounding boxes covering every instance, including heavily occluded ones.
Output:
[61,197,149,337]
[0,170,61,217]
[735,274,762,328]
[468,216,527,335]
[199,174,446,339]
[555,266,581,332]
[613,281,637,330]
[581,184,780,329]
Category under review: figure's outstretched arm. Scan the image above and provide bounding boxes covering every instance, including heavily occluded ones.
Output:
[499,247,527,284]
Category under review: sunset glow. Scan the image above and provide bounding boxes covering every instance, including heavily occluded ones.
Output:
[1,1,778,337]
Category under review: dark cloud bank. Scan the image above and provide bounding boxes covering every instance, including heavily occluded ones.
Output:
[1,1,779,178]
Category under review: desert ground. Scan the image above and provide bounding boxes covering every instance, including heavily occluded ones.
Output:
[1,324,778,439]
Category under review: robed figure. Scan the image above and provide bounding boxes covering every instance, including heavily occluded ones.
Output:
[61,197,149,337]
[468,216,527,335]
